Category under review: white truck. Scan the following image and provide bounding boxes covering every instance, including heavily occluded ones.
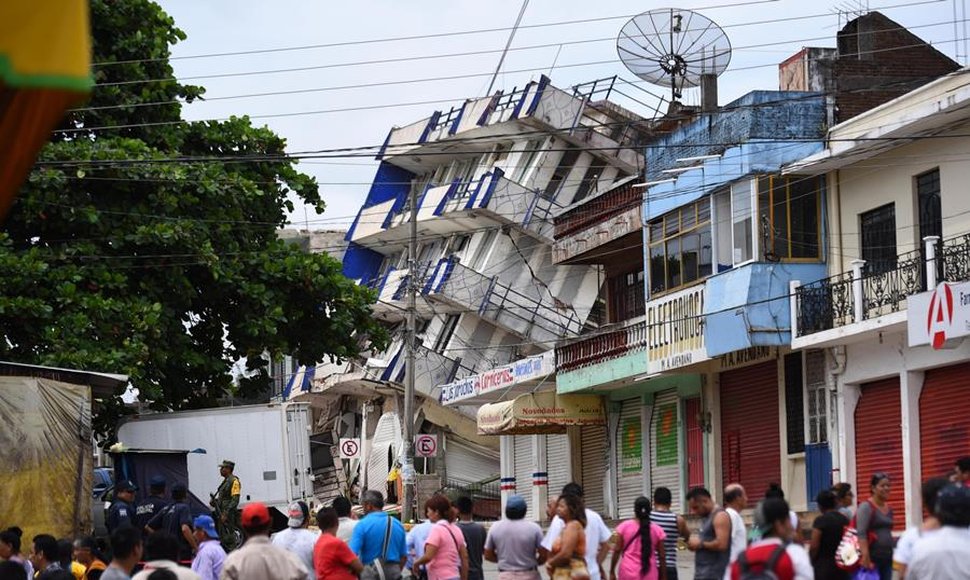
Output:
[117,402,313,523]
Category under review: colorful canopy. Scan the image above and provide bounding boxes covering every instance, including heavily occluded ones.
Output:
[0,0,92,218]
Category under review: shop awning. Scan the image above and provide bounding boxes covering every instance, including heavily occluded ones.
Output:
[0,1,92,218]
[476,391,606,436]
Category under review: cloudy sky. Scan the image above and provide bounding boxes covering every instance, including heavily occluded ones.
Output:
[155,0,966,227]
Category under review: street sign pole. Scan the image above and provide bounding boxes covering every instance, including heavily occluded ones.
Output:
[402,173,418,523]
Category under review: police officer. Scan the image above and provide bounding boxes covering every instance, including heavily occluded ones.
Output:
[210,460,241,550]
[134,475,169,537]
[106,479,138,532]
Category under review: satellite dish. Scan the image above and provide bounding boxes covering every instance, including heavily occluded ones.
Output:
[617,8,731,102]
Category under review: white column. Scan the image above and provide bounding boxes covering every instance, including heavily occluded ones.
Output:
[838,381,862,496]
[532,434,548,523]
[790,280,801,339]
[924,236,941,288]
[900,371,925,529]
[499,435,515,512]
[851,260,866,323]
[706,372,722,500]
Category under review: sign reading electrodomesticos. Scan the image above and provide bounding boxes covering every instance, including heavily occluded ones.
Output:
[438,351,554,405]
[908,281,970,349]
[646,284,710,374]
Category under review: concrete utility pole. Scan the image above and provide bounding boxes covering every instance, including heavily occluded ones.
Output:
[402,181,418,522]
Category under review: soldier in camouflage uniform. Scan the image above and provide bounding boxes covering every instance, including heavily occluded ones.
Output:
[210,459,242,550]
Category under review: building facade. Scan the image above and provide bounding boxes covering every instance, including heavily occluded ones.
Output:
[788,68,970,528]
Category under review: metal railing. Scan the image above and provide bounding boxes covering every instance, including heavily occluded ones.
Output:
[794,234,970,338]
[555,316,647,372]
[553,182,641,239]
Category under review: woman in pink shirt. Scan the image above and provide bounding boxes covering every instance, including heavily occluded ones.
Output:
[610,496,667,580]
[412,495,469,580]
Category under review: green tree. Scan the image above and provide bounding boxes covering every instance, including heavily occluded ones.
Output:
[0,0,387,436]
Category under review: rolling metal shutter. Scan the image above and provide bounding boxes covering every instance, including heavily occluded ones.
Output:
[651,390,682,514]
[445,436,500,485]
[514,435,534,515]
[855,377,905,517]
[367,412,402,494]
[720,361,780,507]
[616,397,644,519]
[580,424,608,515]
[920,363,970,480]
[546,434,571,499]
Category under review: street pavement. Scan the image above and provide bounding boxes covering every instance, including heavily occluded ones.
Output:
[480,550,696,579]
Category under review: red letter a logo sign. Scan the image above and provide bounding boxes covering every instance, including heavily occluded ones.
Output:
[926,283,955,349]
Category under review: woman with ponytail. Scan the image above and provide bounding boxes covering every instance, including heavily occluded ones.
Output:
[610,497,667,580]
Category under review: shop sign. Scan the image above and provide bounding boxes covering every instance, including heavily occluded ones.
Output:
[717,346,774,371]
[476,392,605,435]
[439,351,554,405]
[654,404,678,466]
[646,284,709,374]
[908,281,970,349]
[621,417,643,473]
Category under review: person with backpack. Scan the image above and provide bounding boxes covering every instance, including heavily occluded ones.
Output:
[729,497,813,580]
[609,496,667,580]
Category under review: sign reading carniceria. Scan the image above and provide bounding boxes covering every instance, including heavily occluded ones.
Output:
[646,283,709,374]
[438,351,554,405]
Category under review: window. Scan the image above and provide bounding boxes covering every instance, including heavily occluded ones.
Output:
[467,229,498,269]
[758,175,823,260]
[732,180,754,264]
[511,138,544,184]
[573,158,609,203]
[432,314,460,353]
[860,204,897,274]
[608,268,645,322]
[784,352,805,454]
[917,169,942,287]
[647,199,712,295]
[542,147,581,200]
[805,350,827,444]
[447,234,471,255]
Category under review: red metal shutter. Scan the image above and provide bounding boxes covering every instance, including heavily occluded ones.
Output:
[855,378,905,517]
[685,397,705,491]
[720,361,780,507]
[920,363,970,480]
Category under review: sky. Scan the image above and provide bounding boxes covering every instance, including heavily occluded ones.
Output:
[155,0,968,229]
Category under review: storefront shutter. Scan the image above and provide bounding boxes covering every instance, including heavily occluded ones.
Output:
[444,436,500,485]
[855,377,905,517]
[651,389,683,514]
[919,363,970,480]
[546,434,571,498]
[616,397,645,519]
[514,434,534,515]
[580,424,608,515]
[720,361,780,507]
[367,413,402,495]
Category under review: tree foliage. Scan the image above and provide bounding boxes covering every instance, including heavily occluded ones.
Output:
[0,0,387,436]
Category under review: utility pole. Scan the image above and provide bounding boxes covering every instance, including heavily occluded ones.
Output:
[402,181,418,522]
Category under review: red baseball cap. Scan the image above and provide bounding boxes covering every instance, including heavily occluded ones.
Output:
[241,502,271,527]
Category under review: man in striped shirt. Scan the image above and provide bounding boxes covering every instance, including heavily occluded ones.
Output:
[650,487,690,580]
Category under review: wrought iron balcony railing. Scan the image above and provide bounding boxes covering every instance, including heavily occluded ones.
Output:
[794,233,970,338]
[555,316,647,373]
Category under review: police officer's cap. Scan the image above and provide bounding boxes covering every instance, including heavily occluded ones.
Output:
[149,475,166,488]
[116,479,138,492]
[218,460,235,470]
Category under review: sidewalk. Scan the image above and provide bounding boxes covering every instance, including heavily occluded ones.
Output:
[481,550,696,579]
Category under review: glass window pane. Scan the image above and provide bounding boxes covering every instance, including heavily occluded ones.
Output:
[666,238,682,289]
[790,176,820,259]
[732,180,753,263]
[699,228,713,277]
[682,233,700,284]
[649,244,666,294]
[772,179,790,259]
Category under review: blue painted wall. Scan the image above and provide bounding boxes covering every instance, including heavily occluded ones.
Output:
[342,162,416,283]
[704,262,828,356]
[641,91,827,221]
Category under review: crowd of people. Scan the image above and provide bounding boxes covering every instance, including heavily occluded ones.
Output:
[3,456,969,580]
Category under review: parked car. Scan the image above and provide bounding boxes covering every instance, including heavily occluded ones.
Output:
[91,469,113,539]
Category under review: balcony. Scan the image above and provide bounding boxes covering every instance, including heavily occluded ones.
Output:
[370,266,436,322]
[349,169,553,250]
[377,76,642,175]
[554,316,648,393]
[552,180,642,265]
[792,234,970,348]
[423,257,582,344]
[378,343,472,398]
